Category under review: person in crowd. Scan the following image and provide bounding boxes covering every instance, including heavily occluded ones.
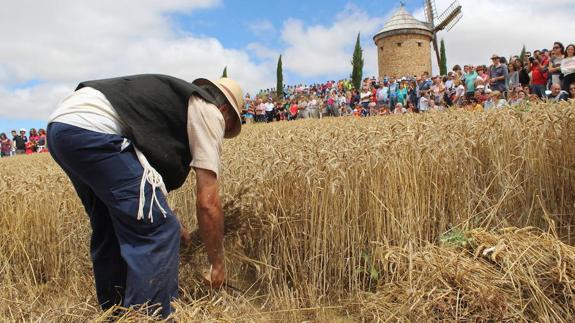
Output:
[417,72,432,109]
[476,65,489,84]
[350,89,361,108]
[508,62,519,90]
[534,49,550,69]
[430,75,445,105]
[549,42,565,87]
[408,80,418,108]
[13,128,27,155]
[490,90,508,109]
[466,98,483,112]
[528,93,541,103]
[0,133,11,157]
[264,98,275,123]
[393,103,406,114]
[516,60,530,87]
[25,139,36,155]
[308,95,320,119]
[9,130,17,156]
[443,73,455,106]
[255,98,266,122]
[388,78,398,111]
[37,128,48,152]
[405,101,417,113]
[29,128,39,143]
[546,83,569,102]
[464,66,478,100]
[325,94,338,117]
[510,89,527,105]
[243,99,255,124]
[378,106,391,116]
[28,128,39,153]
[453,78,466,106]
[337,91,349,115]
[489,55,508,94]
[47,74,245,318]
[360,103,370,117]
[569,82,575,100]
[280,100,290,121]
[428,98,440,111]
[396,78,408,106]
[452,65,463,81]
[476,88,490,107]
[529,52,549,98]
[289,99,299,121]
[298,98,309,119]
[561,44,575,92]
[360,86,371,110]
[418,92,430,112]
[376,80,389,110]
[352,104,362,117]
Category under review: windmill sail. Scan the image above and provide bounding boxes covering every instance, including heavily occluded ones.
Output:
[424,0,437,26]
[435,1,462,32]
[424,0,463,69]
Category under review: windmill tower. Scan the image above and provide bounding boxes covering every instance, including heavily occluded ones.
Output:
[373,3,434,78]
[424,0,463,67]
[373,1,462,78]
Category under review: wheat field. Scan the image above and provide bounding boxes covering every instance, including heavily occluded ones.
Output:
[1,103,575,322]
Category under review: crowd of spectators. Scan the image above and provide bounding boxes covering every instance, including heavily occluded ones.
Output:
[0,128,48,158]
[242,41,575,123]
[2,42,574,158]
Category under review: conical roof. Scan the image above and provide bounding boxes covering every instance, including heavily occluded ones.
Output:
[374,5,432,39]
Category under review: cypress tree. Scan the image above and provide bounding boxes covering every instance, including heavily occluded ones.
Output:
[276,55,284,99]
[222,66,228,78]
[519,45,526,62]
[440,39,447,76]
[351,33,364,90]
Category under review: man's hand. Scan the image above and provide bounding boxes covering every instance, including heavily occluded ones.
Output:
[202,264,225,288]
[195,167,225,289]
[180,225,192,247]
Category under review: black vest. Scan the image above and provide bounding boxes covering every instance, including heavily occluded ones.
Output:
[77,74,218,191]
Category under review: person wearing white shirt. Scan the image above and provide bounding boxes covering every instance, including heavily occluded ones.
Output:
[47,75,244,318]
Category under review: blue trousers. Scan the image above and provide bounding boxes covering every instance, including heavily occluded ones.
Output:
[47,122,180,318]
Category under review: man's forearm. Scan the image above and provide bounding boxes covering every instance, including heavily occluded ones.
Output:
[196,202,224,268]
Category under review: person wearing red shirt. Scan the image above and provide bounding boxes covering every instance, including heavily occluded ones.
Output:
[530,55,548,98]
[289,100,299,121]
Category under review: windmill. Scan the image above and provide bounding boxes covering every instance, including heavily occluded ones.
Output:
[424,0,463,67]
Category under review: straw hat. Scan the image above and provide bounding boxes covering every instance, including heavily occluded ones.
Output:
[193,77,244,138]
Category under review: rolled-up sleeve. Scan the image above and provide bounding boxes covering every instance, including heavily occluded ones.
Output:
[187,96,225,178]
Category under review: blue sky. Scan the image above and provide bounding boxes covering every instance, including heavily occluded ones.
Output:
[169,0,409,49]
[0,0,572,136]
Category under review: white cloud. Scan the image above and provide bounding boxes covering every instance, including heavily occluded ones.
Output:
[0,0,273,119]
[0,0,572,121]
[246,43,280,61]
[413,0,575,73]
[280,4,386,79]
[248,20,276,37]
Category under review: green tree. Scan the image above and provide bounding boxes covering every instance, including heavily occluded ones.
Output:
[221,66,228,78]
[351,33,364,90]
[519,44,526,62]
[439,39,447,76]
[276,55,284,99]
